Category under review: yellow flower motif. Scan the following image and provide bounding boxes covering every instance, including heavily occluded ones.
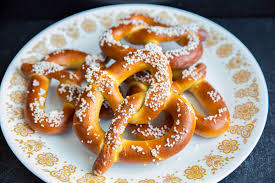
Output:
[228,120,255,143]
[36,152,59,166]
[24,140,42,151]
[13,107,24,119]
[100,16,113,28]
[76,173,105,183]
[14,123,34,137]
[45,165,76,182]
[184,165,206,180]
[235,79,259,101]
[226,51,248,70]
[115,178,128,183]
[233,101,259,121]
[50,34,67,48]
[81,19,97,33]
[6,104,24,123]
[156,11,172,20]
[21,55,39,64]
[11,107,24,120]
[232,70,251,84]
[138,179,156,183]
[8,72,28,88]
[239,124,254,139]
[175,14,193,24]
[206,28,225,47]
[31,40,49,56]
[218,139,239,154]
[203,154,233,174]
[17,139,44,158]
[163,173,182,183]
[132,9,151,14]
[65,25,79,39]
[216,44,233,58]
[9,90,25,105]
[227,125,239,134]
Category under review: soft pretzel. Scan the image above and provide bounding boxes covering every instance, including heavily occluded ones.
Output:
[128,63,230,138]
[92,92,195,175]
[76,43,173,124]
[71,44,196,175]
[100,13,207,69]
[21,49,106,134]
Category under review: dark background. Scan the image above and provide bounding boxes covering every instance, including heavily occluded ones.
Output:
[0,0,274,182]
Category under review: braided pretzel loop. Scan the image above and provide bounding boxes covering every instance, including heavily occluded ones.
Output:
[21,49,105,134]
[72,44,196,175]
[128,63,230,139]
[100,13,207,69]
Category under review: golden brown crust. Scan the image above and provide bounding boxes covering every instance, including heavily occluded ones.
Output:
[72,88,196,175]
[21,49,106,134]
[127,63,230,139]
[24,75,75,134]
[43,49,88,69]
[100,13,207,69]
[71,45,197,175]
[189,80,230,137]
[129,113,173,141]
[81,46,173,124]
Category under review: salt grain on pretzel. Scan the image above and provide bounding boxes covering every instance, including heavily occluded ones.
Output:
[100,13,207,69]
[21,49,106,134]
[21,50,85,134]
[71,44,196,175]
[128,63,230,138]
[88,91,195,175]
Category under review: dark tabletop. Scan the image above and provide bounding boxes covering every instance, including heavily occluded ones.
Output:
[0,1,274,183]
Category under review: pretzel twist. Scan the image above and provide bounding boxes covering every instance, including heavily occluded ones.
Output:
[100,13,207,69]
[21,49,106,134]
[71,44,196,175]
[77,44,173,124]
[128,63,230,138]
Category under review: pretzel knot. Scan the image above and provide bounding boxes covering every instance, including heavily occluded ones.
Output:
[100,13,207,69]
[72,44,196,175]
[127,63,230,139]
[21,50,105,134]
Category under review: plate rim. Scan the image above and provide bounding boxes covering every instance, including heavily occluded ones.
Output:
[0,3,269,183]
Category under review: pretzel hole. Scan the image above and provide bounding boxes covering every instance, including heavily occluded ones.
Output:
[160,41,184,51]
[99,100,113,119]
[182,91,208,116]
[44,78,64,112]
[99,117,113,134]
[177,36,189,46]
[119,82,129,98]
[120,38,144,49]
[65,68,76,72]
[80,80,88,88]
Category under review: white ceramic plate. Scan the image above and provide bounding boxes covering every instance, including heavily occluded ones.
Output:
[0,4,268,183]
